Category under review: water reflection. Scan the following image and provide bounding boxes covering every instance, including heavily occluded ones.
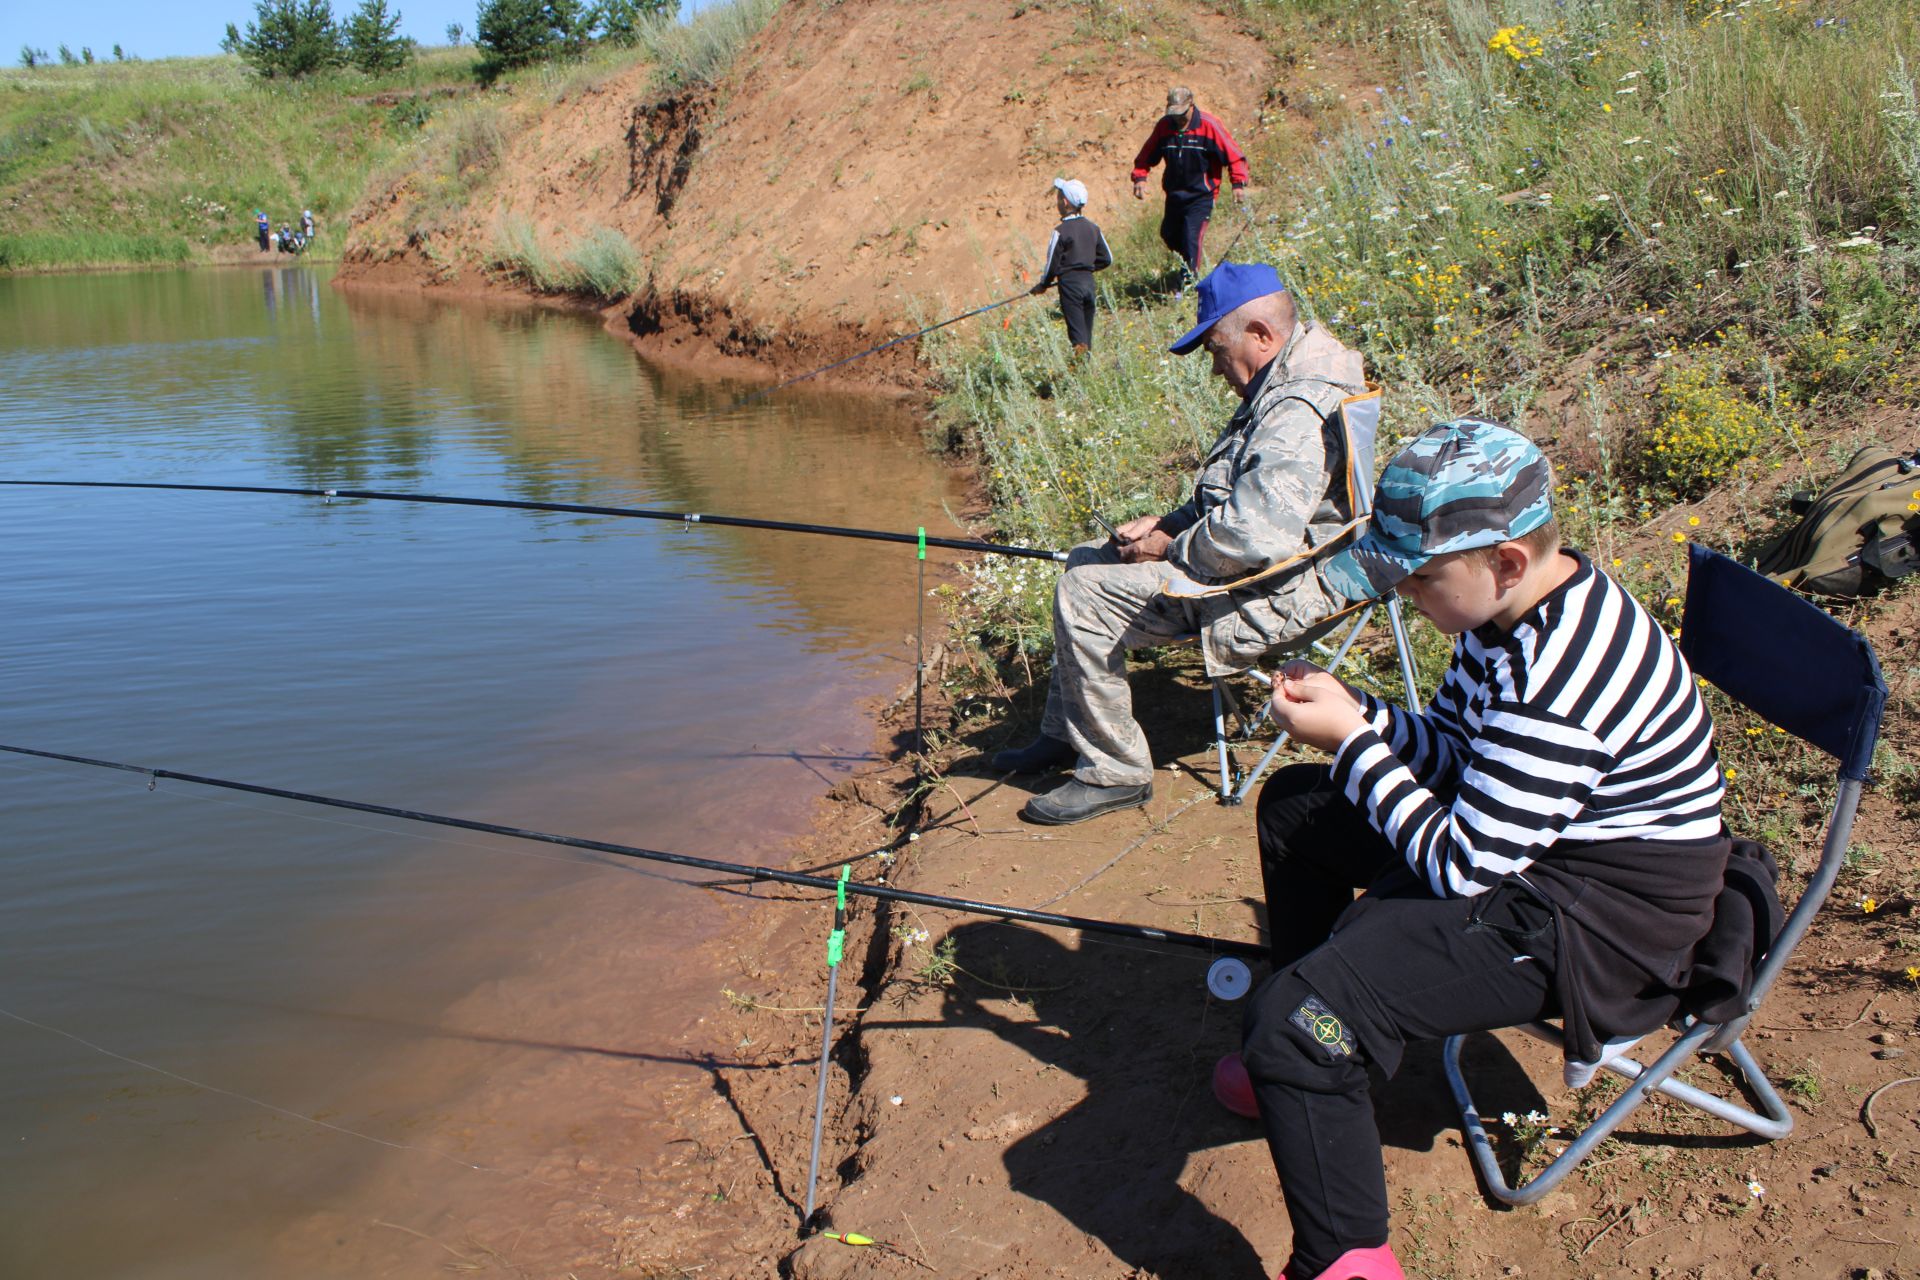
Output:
[0,266,970,1276]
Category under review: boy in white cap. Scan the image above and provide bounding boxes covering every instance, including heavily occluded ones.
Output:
[1031,178,1112,354]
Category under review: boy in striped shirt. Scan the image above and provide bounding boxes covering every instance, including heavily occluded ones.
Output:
[1231,419,1728,1280]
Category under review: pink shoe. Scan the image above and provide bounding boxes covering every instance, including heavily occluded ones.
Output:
[1280,1244,1408,1280]
[1212,1051,1259,1118]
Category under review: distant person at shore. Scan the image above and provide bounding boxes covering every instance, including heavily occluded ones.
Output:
[1131,86,1250,274]
[301,208,315,243]
[993,262,1366,825]
[1231,420,1728,1280]
[256,210,270,253]
[1030,178,1112,356]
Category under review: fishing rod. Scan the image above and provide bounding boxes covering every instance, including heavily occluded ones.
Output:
[0,742,1265,960]
[728,290,1033,408]
[0,480,1068,564]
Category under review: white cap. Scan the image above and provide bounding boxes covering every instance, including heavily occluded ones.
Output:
[1052,177,1088,208]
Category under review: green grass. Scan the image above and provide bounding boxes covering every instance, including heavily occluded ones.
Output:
[0,47,481,271]
[0,230,191,268]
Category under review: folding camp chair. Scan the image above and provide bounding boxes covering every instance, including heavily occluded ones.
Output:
[1170,387,1423,805]
[1443,543,1888,1205]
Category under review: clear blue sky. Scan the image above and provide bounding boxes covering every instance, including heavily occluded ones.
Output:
[4,0,715,63]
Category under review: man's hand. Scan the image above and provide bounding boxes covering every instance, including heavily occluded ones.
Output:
[1114,514,1162,544]
[1232,183,1256,202]
[1267,662,1367,753]
[1132,179,1148,201]
[1030,280,1052,296]
[1117,527,1174,563]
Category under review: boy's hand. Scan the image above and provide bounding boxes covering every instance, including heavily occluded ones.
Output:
[1030,280,1051,295]
[1132,179,1148,200]
[1269,666,1367,753]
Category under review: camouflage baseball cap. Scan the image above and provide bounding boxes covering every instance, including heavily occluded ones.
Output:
[1321,418,1554,601]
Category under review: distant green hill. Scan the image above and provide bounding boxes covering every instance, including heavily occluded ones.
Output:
[0,48,481,270]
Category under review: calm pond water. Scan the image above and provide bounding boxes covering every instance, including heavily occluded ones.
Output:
[0,266,970,1276]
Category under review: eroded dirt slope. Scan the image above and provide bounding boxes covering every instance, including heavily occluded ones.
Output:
[337,0,1349,384]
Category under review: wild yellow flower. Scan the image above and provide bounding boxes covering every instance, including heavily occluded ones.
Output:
[1688,516,1701,527]
[1862,897,1878,913]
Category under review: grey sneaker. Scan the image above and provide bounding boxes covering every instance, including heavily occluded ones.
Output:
[990,734,1077,774]
[1021,778,1152,825]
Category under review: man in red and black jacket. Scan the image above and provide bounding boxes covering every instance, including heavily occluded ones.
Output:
[1131,86,1250,273]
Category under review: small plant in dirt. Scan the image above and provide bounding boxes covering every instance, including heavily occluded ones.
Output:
[1783,1061,1824,1109]
[915,935,958,986]
[1497,1107,1560,1170]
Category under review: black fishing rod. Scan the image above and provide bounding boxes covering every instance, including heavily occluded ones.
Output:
[0,742,1264,959]
[728,290,1033,408]
[0,480,1068,563]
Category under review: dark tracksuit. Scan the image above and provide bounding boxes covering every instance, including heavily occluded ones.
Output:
[1034,213,1112,350]
[1130,107,1249,270]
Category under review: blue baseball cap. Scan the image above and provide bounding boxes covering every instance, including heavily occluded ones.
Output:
[1321,419,1555,601]
[1169,261,1288,355]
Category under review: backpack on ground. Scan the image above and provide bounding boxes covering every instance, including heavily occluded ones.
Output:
[1754,444,1920,598]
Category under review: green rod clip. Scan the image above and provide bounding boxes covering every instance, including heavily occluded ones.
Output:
[826,865,850,968]
[917,526,926,561]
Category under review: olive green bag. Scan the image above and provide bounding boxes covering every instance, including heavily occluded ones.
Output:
[1754,445,1920,598]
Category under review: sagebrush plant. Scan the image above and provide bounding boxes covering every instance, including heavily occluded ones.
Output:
[569,225,644,298]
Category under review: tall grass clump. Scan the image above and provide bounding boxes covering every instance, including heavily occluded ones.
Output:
[489,216,643,300]
[568,225,643,298]
[491,213,569,291]
[929,288,1234,649]
[639,0,782,94]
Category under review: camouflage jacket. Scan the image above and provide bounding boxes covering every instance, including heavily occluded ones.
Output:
[1161,322,1368,673]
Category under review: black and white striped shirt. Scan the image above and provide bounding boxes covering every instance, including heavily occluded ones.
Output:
[1333,552,1725,898]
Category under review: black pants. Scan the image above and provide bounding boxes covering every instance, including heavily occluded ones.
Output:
[1056,271,1095,349]
[1159,193,1213,270]
[1246,765,1560,1279]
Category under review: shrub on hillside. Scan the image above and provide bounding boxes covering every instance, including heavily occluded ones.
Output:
[600,0,677,47]
[1635,347,1796,498]
[569,226,643,298]
[344,0,415,73]
[231,0,347,79]
[475,0,560,82]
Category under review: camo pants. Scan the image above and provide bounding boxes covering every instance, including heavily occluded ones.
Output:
[1039,541,1200,787]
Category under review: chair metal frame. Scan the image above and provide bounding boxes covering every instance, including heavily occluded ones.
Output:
[1207,594,1421,805]
[1442,543,1888,1205]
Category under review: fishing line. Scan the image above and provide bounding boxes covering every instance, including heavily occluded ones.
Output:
[726,290,1033,408]
[0,752,699,887]
[0,742,1265,959]
[0,479,1069,563]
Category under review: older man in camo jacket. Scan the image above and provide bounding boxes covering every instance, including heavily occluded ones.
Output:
[994,262,1368,825]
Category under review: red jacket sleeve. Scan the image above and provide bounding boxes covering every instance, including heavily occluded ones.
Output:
[1200,112,1250,188]
[1131,119,1173,182]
